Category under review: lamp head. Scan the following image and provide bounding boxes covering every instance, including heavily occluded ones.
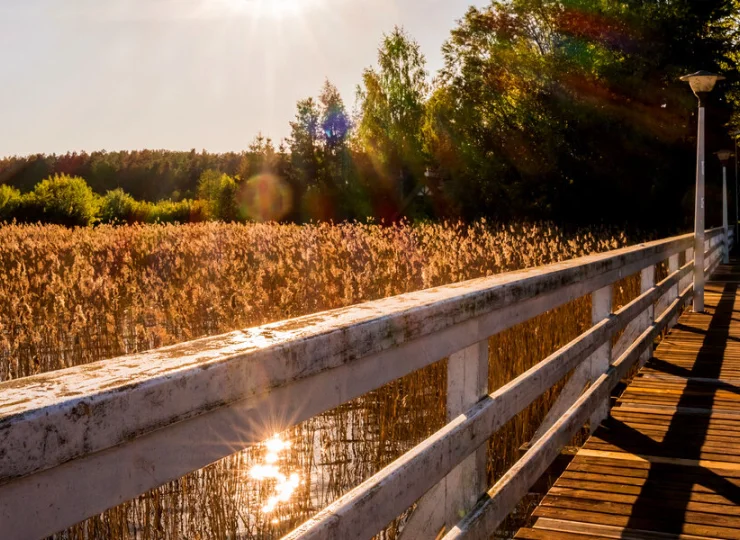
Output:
[680,70,725,100]
[716,150,734,165]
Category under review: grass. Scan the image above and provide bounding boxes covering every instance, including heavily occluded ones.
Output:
[0,220,645,538]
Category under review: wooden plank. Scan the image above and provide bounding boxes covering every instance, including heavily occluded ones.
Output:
[531,517,715,540]
[516,527,608,539]
[566,456,740,479]
[531,507,740,539]
[539,495,740,527]
[553,479,739,504]
[577,448,740,469]
[548,486,739,509]
[615,404,740,418]
[596,423,740,442]
[559,472,740,494]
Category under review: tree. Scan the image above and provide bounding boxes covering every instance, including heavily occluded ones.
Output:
[197,170,239,221]
[356,27,429,215]
[426,0,738,226]
[288,98,322,201]
[0,185,21,221]
[319,80,351,154]
[27,174,99,226]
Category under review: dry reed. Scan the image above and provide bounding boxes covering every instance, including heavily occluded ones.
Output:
[0,220,642,539]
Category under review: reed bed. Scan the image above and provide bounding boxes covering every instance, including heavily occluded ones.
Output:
[0,220,643,539]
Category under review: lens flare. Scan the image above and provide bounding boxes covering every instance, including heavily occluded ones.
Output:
[238,174,292,222]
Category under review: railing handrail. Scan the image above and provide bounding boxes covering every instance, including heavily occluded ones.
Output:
[288,235,730,540]
[0,227,729,539]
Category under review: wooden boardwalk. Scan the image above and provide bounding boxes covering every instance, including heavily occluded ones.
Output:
[518,263,740,540]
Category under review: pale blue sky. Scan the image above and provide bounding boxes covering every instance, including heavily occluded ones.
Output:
[0,0,487,157]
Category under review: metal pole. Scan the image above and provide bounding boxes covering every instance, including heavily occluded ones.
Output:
[724,164,729,263]
[694,102,705,312]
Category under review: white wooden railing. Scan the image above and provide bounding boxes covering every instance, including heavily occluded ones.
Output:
[0,226,733,540]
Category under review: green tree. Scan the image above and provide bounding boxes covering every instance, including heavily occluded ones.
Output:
[356,27,429,214]
[27,174,99,226]
[197,170,239,221]
[0,185,21,221]
[288,97,322,201]
[427,0,738,226]
[320,80,351,154]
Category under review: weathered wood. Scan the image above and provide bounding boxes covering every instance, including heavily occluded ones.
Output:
[683,247,695,295]
[530,518,713,540]
[665,254,681,328]
[285,270,685,540]
[0,229,728,540]
[443,280,692,539]
[517,264,740,540]
[0,233,699,488]
[532,262,689,447]
[589,286,613,430]
[398,340,489,540]
[530,286,612,444]
[638,265,656,368]
[724,168,730,264]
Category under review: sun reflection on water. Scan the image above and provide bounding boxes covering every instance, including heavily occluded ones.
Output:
[249,434,301,514]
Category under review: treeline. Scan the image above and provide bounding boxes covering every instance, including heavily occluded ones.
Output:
[0,169,307,226]
[1,0,739,229]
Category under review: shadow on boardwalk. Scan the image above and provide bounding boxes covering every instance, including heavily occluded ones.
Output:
[598,281,740,536]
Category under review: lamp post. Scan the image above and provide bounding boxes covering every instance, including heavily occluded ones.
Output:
[731,130,740,241]
[680,70,725,312]
[716,150,733,264]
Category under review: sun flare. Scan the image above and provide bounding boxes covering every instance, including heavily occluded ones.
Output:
[236,0,309,19]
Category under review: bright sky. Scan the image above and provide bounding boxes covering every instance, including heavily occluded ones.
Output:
[0,0,487,157]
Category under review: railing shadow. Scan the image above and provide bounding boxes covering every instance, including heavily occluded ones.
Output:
[596,281,740,536]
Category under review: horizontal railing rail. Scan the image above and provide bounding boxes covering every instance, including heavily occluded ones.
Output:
[0,226,732,539]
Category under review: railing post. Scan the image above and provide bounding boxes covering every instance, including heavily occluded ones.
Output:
[638,265,656,368]
[724,167,730,264]
[682,247,695,307]
[529,285,614,443]
[668,254,680,328]
[398,340,489,539]
[589,285,612,430]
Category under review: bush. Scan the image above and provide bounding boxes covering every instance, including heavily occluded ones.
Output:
[28,174,99,226]
[127,198,208,224]
[99,189,137,224]
[0,184,21,221]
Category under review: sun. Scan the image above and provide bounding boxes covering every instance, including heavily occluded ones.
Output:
[237,0,308,19]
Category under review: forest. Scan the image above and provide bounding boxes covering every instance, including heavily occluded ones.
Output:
[1,0,739,230]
